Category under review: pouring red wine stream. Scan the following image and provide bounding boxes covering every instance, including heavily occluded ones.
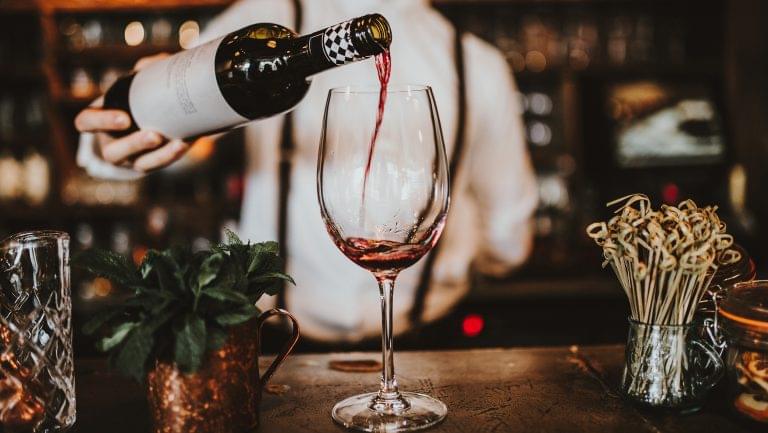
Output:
[361,50,392,201]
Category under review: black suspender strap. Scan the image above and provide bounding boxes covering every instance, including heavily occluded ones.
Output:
[276,0,302,310]
[276,113,293,310]
[291,0,302,36]
[408,26,468,326]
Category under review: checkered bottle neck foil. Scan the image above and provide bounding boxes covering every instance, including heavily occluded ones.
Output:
[322,19,361,66]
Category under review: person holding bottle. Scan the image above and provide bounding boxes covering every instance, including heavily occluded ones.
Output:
[74,0,538,344]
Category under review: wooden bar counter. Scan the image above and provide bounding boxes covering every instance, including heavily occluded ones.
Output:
[72,346,761,433]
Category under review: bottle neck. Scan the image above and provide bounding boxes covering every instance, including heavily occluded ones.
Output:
[290,14,391,77]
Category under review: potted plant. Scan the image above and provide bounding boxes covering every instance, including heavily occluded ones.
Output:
[76,231,300,433]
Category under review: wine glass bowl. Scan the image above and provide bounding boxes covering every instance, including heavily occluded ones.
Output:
[319,85,449,278]
[317,85,449,431]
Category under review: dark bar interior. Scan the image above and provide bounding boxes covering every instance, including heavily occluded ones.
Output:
[2,0,764,352]
[1,0,767,432]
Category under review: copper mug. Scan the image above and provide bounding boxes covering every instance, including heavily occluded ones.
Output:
[147,309,300,433]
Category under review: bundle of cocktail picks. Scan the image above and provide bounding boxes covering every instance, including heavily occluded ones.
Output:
[587,194,740,325]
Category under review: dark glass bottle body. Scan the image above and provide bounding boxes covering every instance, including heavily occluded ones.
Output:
[103,14,391,139]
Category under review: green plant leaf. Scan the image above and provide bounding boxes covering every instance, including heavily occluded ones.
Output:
[123,293,176,312]
[246,242,280,274]
[140,250,184,294]
[197,253,224,291]
[139,250,161,279]
[202,287,250,304]
[165,247,189,290]
[174,314,207,373]
[73,249,141,289]
[262,281,282,297]
[97,322,138,352]
[144,307,177,332]
[249,272,295,285]
[113,326,154,382]
[78,235,294,382]
[214,303,258,326]
[224,229,243,246]
[248,271,294,297]
[82,308,124,336]
[255,241,279,255]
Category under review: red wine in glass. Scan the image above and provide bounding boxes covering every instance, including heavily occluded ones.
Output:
[362,50,392,201]
[337,237,431,276]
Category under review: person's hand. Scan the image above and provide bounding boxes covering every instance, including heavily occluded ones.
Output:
[74,53,191,172]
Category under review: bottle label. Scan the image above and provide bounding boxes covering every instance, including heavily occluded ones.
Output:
[129,36,247,139]
[322,19,360,65]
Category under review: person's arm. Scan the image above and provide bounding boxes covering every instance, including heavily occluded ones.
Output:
[465,38,538,276]
[75,0,293,179]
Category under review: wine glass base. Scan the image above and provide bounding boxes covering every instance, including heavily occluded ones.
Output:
[332,391,447,432]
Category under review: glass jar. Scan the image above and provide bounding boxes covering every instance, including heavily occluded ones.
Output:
[696,244,756,358]
[621,319,723,412]
[720,280,768,424]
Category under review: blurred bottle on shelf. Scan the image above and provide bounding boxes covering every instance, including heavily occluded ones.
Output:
[110,223,132,256]
[73,223,97,302]
[537,173,570,212]
[82,19,104,48]
[0,142,23,203]
[628,16,653,64]
[520,15,545,72]
[0,95,23,203]
[178,19,200,49]
[0,92,51,206]
[607,16,630,65]
[564,16,597,70]
[520,14,562,72]
[521,91,556,150]
[70,67,97,99]
[21,143,51,206]
[146,206,170,249]
[22,92,46,134]
[123,20,146,47]
[527,121,552,147]
[150,16,173,46]
[526,92,553,116]
[75,223,95,251]
[60,18,85,51]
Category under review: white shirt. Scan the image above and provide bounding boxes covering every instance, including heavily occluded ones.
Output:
[77,0,538,342]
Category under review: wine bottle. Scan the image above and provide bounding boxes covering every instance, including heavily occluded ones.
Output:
[103,14,391,139]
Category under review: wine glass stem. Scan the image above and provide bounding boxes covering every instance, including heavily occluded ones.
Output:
[377,276,400,399]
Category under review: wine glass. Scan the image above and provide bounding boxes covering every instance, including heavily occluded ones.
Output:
[317,85,449,432]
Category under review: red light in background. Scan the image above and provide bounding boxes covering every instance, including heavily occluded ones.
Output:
[462,314,484,337]
[662,183,680,205]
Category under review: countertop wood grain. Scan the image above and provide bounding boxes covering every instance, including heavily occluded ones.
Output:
[71,346,762,433]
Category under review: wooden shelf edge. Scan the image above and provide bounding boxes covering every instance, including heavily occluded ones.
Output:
[2,0,232,13]
[41,0,233,13]
[0,0,37,12]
